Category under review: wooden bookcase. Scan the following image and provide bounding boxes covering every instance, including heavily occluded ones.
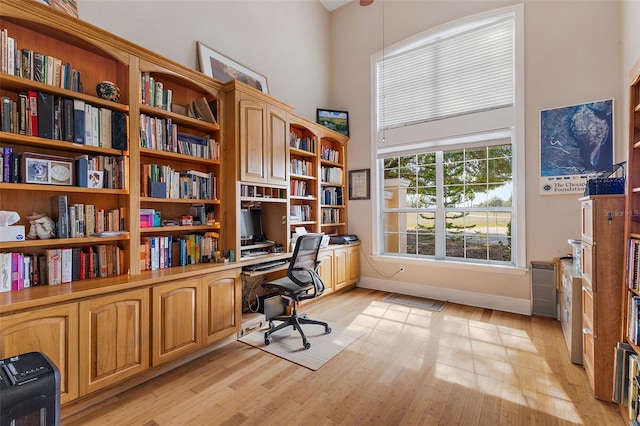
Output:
[619,59,640,422]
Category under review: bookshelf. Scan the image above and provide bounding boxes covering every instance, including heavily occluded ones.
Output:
[289,115,319,232]
[619,59,640,422]
[319,132,348,236]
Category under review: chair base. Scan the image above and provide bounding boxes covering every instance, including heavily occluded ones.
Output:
[264,312,331,350]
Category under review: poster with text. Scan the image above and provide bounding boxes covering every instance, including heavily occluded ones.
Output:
[540,99,613,194]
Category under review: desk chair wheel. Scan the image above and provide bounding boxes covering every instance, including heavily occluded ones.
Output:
[265,335,272,345]
[326,326,332,334]
[303,340,311,350]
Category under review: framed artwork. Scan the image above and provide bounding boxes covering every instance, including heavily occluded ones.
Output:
[539,99,614,194]
[317,109,349,136]
[22,153,73,185]
[349,169,370,200]
[197,41,269,94]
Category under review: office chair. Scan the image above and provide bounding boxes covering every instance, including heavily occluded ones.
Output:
[263,234,331,349]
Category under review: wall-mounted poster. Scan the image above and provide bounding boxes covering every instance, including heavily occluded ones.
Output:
[540,99,614,194]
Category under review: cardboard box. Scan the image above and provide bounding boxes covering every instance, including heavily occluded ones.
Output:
[0,226,26,242]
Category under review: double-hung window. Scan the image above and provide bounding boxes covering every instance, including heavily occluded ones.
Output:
[372,5,524,267]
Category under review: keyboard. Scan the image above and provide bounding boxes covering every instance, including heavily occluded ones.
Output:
[243,260,287,272]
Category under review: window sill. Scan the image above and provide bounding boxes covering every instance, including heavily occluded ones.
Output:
[371,255,528,276]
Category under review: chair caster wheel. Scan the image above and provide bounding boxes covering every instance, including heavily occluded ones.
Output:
[325,327,332,334]
[268,321,274,330]
[303,341,311,350]
[265,336,272,346]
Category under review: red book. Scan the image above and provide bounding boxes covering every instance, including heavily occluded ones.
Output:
[27,90,38,137]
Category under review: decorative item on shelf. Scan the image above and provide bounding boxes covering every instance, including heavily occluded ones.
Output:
[0,211,26,242]
[96,81,120,102]
[584,161,626,196]
[26,212,55,240]
[22,153,74,186]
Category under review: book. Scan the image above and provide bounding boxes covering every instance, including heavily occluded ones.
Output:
[75,154,89,187]
[62,98,74,142]
[51,195,69,238]
[45,248,62,286]
[61,247,72,283]
[191,97,218,125]
[0,252,11,292]
[37,91,54,139]
[99,108,112,148]
[2,96,12,132]
[27,91,38,137]
[53,97,62,140]
[22,255,31,288]
[33,52,44,82]
[111,111,128,150]
[73,99,85,144]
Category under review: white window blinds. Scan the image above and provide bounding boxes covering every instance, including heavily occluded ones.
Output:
[376,15,515,131]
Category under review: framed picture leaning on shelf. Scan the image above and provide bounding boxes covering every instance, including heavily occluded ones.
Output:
[317,109,349,136]
[22,153,73,186]
[197,41,269,94]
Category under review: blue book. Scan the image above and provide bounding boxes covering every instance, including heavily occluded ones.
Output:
[73,99,85,144]
[75,154,88,187]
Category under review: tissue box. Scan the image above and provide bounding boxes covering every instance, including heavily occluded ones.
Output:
[0,226,26,242]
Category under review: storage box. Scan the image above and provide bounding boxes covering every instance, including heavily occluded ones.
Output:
[584,162,625,196]
[0,226,26,242]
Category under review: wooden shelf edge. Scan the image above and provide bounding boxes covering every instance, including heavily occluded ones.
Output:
[139,147,220,165]
[290,174,317,180]
[140,197,219,204]
[139,104,219,131]
[0,234,129,250]
[140,225,220,233]
[0,183,127,194]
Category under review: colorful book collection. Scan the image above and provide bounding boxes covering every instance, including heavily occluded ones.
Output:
[290,205,312,222]
[0,244,122,292]
[321,166,343,184]
[322,187,343,206]
[0,146,19,183]
[140,233,219,271]
[321,207,341,224]
[140,72,172,111]
[289,132,316,153]
[1,28,82,92]
[0,91,126,150]
[320,145,340,163]
[139,115,219,160]
[290,158,313,176]
[51,195,125,239]
[140,164,217,200]
[614,343,640,421]
[290,179,309,197]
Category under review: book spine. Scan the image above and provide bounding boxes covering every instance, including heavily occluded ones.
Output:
[27,91,38,137]
[73,99,85,144]
[46,248,62,286]
[61,247,72,283]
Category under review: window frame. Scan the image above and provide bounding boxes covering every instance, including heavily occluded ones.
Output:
[370,5,525,270]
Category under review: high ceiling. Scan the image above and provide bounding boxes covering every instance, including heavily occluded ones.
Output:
[319,0,352,12]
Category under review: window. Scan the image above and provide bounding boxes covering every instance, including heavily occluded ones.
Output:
[372,6,524,267]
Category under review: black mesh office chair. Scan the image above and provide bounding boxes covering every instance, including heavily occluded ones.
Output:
[263,234,331,349]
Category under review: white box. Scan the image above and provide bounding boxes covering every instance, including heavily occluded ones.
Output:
[0,226,26,242]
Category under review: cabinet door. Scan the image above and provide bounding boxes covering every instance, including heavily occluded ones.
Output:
[581,200,593,244]
[202,269,241,345]
[317,251,334,294]
[267,105,289,185]
[0,303,79,404]
[78,289,149,395]
[239,99,267,183]
[334,248,348,291]
[347,245,360,285]
[152,279,201,365]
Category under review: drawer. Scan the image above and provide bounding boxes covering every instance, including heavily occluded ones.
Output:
[582,287,594,331]
[581,200,593,244]
[580,243,593,290]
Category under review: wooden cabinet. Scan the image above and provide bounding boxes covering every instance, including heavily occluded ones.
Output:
[347,243,360,285]
[202,269,241,345]
[333,247,348,291]
[560,259,583,365]
[0,303,79,404]
[317,249,335,295]
[151,278,201,365]
[78,288,149,395]
[580,195,624,400]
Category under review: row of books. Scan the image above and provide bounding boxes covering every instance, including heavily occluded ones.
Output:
[629,296,640,346]
[289,132,316,153]
[140,164,217,200]
[51,195,125,239]
[320,145,340,163]
[140,232,219,271]
[290,158,313,177]
[290,179,310,197]
[322,187,344,206]
[321,207,341,224]
[139,115,219,160]
[290,205,312,222]
[321,166,343,185]
[614,342,640,422]
[0,91,126,150]
[627,238,640,291]
[140,72,172,111]
[1,29,82,92]
[0,245,122,292]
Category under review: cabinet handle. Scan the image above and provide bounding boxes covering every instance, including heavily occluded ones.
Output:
[582,327,592,335]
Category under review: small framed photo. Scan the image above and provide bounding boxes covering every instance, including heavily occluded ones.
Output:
[349,169,370,200]
[88,170,104,188]
[316,109,349,137]
[197,41,269,94]
[23,153,73,186]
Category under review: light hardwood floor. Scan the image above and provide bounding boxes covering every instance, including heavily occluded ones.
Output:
[63,288,624,425]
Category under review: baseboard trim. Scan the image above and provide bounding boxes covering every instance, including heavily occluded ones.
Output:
[357,276,531,315]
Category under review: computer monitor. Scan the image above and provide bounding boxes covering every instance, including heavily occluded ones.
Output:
[240,208,265,245]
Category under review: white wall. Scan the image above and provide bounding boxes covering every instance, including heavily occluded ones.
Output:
[330,0,629,313]
[77,0,638,314]
[77,0,333,122]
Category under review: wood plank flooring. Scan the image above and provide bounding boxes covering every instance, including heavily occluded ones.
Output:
[63,288,624,425]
